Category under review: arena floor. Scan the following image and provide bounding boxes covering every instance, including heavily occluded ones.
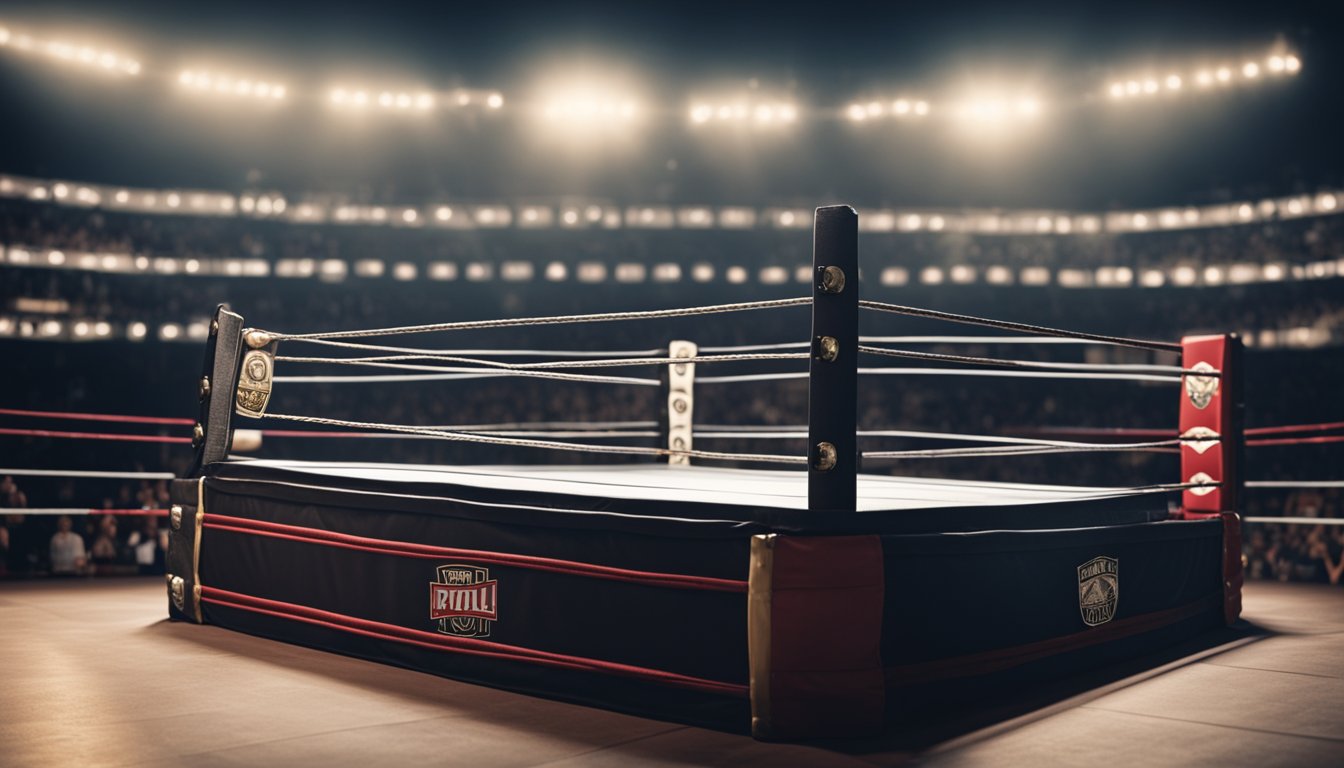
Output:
[3,579,1341,766]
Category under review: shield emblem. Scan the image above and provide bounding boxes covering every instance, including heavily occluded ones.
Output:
[235,347,275,418]
[1183,361,1219,410]
[431,564,495,638]
[1077,556,1118,627]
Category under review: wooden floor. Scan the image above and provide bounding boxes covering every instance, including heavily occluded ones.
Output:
[2,579,1341,766]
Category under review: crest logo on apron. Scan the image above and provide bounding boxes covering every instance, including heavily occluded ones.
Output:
[430,564,498,638]
[1077,556,1119,627]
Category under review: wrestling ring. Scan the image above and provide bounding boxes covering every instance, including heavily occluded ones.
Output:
[6,206,1343,742]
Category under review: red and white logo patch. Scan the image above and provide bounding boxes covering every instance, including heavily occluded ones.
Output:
[430,564,497,638]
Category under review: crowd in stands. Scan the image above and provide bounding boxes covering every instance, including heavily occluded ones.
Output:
[1,474,170,578]
[2,199,1342,582]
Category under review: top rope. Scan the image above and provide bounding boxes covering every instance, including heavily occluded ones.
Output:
[263,297,812,342]
[858,299,1184,353]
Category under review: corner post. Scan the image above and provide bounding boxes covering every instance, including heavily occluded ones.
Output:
[807,206,859,512]
[663,340,697,465]
[1178,333,1244,625]
[188,304,245,476]
[1178,333,1244,516]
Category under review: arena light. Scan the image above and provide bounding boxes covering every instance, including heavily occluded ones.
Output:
[844,97,930,122]
[1020,267,1051,286]
[949,265,977,284]
[518,206,552,228]
[718,207,756,229]
[652,263,681,283]
[178,70,287,102]
[949,93,1045,131]
[537,76,642,129]
[0,28,141,76]
[1108,48,1300,102]
[575,262,605,283]
[500,261,533,281]
[688,98,799,128]
[352,260,381,278]
[615,263,646,283]
[330,87,433,112]
[879,267,908,287]
[428,262,458,281]
[626,206,674,229]
[473,205,512,228]
[1170,265,1198,286]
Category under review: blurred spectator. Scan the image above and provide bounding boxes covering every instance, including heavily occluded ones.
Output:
[1,475,27,508]
[89,515,122,566]
[126,516,166,575]
[48,514,87,575]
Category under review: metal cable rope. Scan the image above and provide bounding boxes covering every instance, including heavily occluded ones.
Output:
[273,371,638,384]
[273,359,660,386]
[861,439,1181,460]
[0,468,176,479]
[1245,480,1344,488]
[280,339,666,358]
[1245,516,1344,526]
[418,420,658,431]
[698,368,1184,384]
[275,351,809,371]
[286,334,1145,363]
[857,345,1214,377]
[259,413,808,465]
[693,428,1216,449]
[858,299,1185,353]
[263,297,812,341]
[263,429,661,440]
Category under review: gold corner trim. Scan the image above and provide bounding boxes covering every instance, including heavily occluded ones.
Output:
[193,477,206,623]
[748,533,777,739]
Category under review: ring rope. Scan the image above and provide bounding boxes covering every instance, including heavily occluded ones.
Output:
[273,359,660,387]
[857,345,1213,377]
[861,439,1181,460]
[0,427,191,444]
[858,299,1185,353]
[259,413,807,465]
[694,428,1215,449]
[264,297,811,341]
[16,508,170,516]
[1245,420,1344,437]
[273,372,642,384]
[0,468,176,479]
[1248,435,1344,448]
[0,407,195,426]
[275,351,809,371]
[275,340,667,358]
[862,336,1137,346]
[280,336,1134,360]
[262,429,661,440]
[1026,426,1176,439]
[403,420,658,431]
[1245,480,1344,488]
[697,368,1184,384]
[1244,516,1344,526]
